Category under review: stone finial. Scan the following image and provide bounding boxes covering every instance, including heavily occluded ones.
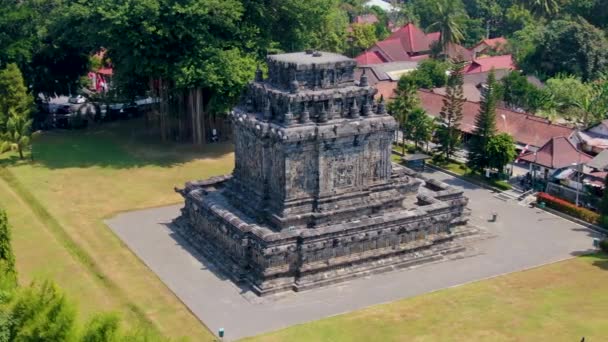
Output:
[290,76,299,94]
[350,98,360,118]
[300,102,310,124]
[328,101,336,120]
[255,66,263,82]
[362,96,372,116]
[318,102,328,123]
[377,95,387,115]
[284,101,294,125]
[359,68,369,87]
[263,97,272,121]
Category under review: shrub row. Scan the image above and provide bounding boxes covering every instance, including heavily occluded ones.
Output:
[600,238,608,253]
[537,192,600,225]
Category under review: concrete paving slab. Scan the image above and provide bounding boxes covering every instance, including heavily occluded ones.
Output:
[106,169,601,340]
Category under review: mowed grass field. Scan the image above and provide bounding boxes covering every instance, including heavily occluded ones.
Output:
[245,254,608,342]
[0,120,234,340]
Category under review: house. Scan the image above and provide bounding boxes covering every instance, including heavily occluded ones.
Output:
[471,37,508,57]
[374,84,575,149]
[464,55,516,74]
[355,51,389,65]
[519,136,592,180]
[347,14,379,34]
[417,90,574,150]
[364,0,395,12]
[355,61,419,86]
[353,14,379,25]
[356,30,515,66]
[588,149,608,170]
[358,23,440,63]
[577,120,608,154]
[433,69,511,102]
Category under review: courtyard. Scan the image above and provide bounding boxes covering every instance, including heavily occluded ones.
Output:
[107,166,602,340]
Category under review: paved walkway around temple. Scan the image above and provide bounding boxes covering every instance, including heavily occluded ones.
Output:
[106,169,601,341]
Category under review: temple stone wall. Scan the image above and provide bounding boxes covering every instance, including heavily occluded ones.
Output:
[176,51,472,296]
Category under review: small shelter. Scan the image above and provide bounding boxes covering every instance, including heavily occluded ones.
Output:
[519,136,593,180]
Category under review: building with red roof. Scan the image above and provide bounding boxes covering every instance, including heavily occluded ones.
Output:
[464,55,516,74]
[356,23,482,65]
[359,23,439,63]
[519,136,592,180]
[355,51,388,65]
[417,90,573,149]
[519,137,592,170]
[373,84,573,149]
[471,37,508,56]
[354,14,379,25]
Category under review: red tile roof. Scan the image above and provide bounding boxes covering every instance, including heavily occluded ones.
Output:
[356,23,474,65]
[354,14,379,24]
[417,89,574,147]
[386,23,436,54]
[465,55,515,74]
[97,67,113,76]
[374,81,399,100]
[446,42,474,61]
[475,37,508,50]
[519,136,592,169]
[355,51,388,65]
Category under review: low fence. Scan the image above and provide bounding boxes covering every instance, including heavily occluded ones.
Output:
[546,182,597,210]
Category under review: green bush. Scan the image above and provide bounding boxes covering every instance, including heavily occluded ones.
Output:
[492,180,512,191]
[599,239,608,253]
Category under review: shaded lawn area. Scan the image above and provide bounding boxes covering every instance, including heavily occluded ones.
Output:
[245,254,608,342]
[427,158,511,191]
[0,120,234,340]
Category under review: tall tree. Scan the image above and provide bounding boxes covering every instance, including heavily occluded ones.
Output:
[0,64,33,159]
[436,58,466,159]
[524,0,560,17]
[406,108,435,150]
[468,70,498,172]
[525,18,608,81]
[486,133,517,173]
[0,63,32,133]
[389,76,420,154]
[8,280,76,342]
[0,209,16,287]
[427,0,466,53]
[599,174,608,228]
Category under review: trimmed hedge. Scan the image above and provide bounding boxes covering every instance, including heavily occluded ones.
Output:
[537,192,600,225]
[600,239,608,253]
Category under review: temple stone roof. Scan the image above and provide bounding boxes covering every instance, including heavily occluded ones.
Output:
[268,52,354,66]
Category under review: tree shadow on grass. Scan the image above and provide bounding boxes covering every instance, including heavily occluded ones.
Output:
[22,119,235,170]
[584,252,608,271]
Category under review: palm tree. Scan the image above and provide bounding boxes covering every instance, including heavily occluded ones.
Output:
[427,0,465,55]
[1,109,32,159]
[389,77,420,154]
[524,0,560,17]
[571,78,608,127]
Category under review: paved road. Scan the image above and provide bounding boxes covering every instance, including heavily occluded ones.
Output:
[106,169,600,341]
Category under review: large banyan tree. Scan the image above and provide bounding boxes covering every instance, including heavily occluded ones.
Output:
[84,0,347,144]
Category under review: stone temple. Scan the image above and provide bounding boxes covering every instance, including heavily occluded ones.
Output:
[175,51,472,296]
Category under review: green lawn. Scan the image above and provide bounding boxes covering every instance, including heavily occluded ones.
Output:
[426,158,511,191]
[0,120,233,340]
[245,254,608,342]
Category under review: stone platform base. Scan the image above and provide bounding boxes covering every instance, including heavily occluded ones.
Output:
[171,216,484,296]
